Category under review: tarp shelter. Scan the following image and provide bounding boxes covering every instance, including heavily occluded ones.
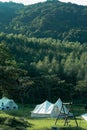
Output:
[31,98,71,118]
[0,97,18,110]
[31,100,59,118]
[81,113,87,121]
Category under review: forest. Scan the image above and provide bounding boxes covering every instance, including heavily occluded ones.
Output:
[0,1,87,43]
[0,32,87,104]
[0,1,87,130]
[0,1,87,105]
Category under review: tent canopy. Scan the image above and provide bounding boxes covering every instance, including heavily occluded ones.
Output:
[55,98,69,114]
[81,113,87,121]
[31,98,71,118]
[0,97,18,110]
[31,100,57,117]
[32,100,54,114]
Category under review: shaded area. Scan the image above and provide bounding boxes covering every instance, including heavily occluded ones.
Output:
[60,127,87,130]
[29,127,87,130]
[0,116,32,129]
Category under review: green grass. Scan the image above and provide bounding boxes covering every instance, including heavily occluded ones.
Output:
[0,104,87,130]
[27,117,87,130]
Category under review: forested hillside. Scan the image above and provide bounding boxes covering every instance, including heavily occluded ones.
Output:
[0,2,24,32]
[0,1,87,104]
[0,33,87,104]
[0,1,87,43]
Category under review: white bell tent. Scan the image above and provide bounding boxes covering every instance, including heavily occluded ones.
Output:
[31,98,71,118]
[0,97,18,110]
[31,100,59,118]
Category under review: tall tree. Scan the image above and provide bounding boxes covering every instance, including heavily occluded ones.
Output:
[0,43,26,98]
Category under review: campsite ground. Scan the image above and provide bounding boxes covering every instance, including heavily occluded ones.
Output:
[0,104,87,130]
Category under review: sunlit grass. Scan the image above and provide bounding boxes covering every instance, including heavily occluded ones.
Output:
[26,117,87,130]
[0,104,87,130]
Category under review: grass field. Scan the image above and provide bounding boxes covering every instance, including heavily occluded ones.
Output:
[0,104,87,130]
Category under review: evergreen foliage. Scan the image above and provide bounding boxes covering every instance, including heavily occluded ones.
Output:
[0,1,87,43]
[0,1,87,103]
[0,33,87,103]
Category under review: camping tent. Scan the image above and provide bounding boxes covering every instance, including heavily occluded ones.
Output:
[81,113,87,121]
[0,97,18,110]
[31,99,71,118]
[31,100,59,118]
[55,98,70,115]
[55,98,73,117]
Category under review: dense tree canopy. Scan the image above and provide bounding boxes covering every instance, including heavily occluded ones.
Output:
[0,33,87,103]
[0,41,27,101]
[0,1,87,103]
[0,1,87,43]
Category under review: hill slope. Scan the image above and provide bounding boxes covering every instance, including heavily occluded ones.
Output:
[0,1,87,43]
